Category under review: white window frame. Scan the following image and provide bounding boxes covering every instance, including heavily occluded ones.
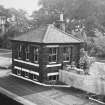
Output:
[33,48,39,63]
[25,45,30,61]
[63,47,71,62]
[48,48,58,63]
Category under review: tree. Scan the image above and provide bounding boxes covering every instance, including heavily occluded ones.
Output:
[36,0,105,32]
[0,6,34,48]
[8,8,32,32]
[94,36,105,56]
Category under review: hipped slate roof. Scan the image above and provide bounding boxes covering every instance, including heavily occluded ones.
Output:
[12,24,83,44]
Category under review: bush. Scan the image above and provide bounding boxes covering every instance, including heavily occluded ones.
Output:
[87,36,105,57]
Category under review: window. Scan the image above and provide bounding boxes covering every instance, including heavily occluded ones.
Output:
[25,72,29,78]
[63,47,71,61]
[33,74,38,81]
[49,48,57,63]
[48,75,58,81]
[17,44,22,59]
[33,48,39,62]
[17,69,21,76]
[25,45,30,61]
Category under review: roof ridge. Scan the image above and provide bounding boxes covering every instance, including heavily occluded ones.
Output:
[53,26,83,42]
[42,24,52,43]
[37,25,48,43]
[12,24,83,43]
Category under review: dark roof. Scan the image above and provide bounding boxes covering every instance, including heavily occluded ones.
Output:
[12,24,83,44]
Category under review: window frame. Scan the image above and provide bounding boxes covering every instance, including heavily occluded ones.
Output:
[48,47,58,63]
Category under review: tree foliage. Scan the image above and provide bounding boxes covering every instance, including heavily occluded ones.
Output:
[33,0,105,33]
[1,0,105,56]
[0,5,33,48]
[33,0,105,57]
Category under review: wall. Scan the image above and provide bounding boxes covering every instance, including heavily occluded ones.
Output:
[40,44,81,82]
[12,41,41,81]
[12,41,81,82]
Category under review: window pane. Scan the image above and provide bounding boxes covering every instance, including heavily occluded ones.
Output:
[63,47,67,53]
[18,44,22,59]
[66,56,70,61]
[35,55,37,61]
[48,75,58,80]
[68,48,71,53]
[25,45,30,60]
[25,72,29,78]
[34,48,39,62]
[48,48,57,62]
[17,70,21,75]
[49,48,52,54]
[49,56,52,62]
[63,47,71,61]
[53,48,57,54]
[33,75,38,80]
[25,45,30,52]
[49,76,52,80]
[53,75,56,80]
[52,55,57,62]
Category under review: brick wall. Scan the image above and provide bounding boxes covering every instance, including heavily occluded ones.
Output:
[12,41,81,82]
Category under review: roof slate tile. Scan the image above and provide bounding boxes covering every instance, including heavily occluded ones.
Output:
[12,24,83,44]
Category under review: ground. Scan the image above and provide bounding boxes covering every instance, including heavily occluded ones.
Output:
[0,49,101,105]
[0,49,12,58]
[0,72,100,105]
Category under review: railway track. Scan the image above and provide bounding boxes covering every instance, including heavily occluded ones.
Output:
[78,92,105,105]
[89,97,105,105]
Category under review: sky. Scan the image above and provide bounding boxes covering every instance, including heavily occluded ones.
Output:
[0,0,41,15]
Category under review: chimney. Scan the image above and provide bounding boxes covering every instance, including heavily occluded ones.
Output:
[59,13,65,32]
[60,13,64,21]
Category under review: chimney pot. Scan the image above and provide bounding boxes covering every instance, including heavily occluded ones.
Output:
[59,13,65,31]
[60,13,64,21]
